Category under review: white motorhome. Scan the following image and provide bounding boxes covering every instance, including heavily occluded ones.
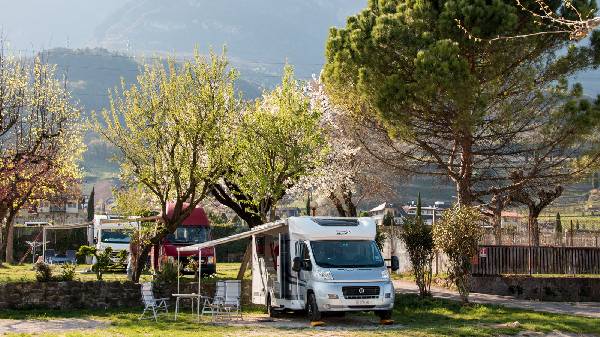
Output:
[178,216,399,321]
[92,215,139,263]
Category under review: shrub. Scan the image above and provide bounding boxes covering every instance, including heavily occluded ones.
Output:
[432,205,483,304]
[34,261,52,282]
[59,263,77,281]
[155,258,179,285]
[375,225,387,251]
[399,216,434,297]
[77,245,117,280]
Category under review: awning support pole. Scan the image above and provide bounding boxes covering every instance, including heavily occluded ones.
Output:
[198,248,202,295]
[42,227,47,262]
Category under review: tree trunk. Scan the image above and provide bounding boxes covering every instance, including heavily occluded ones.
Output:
[3,209,17,264]
[456,137,474,206]
[5,223,14,264]
[329,192,347,217]
[131,245,151,283]
[528,209,541,247]
[211,184,265,228]
[237,243,252,280]
[341,187,357,217]
[493,209,502,245]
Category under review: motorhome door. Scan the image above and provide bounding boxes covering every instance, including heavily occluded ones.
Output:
[295,240,310,301]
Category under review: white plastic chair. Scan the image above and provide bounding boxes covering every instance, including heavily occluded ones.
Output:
[139,282,169,321]
[201,281,225,320]
[220,280,242,320]
[202,281,242,321]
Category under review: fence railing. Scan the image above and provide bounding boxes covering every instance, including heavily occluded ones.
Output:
[472,245,600,275]
[481,231,600,247]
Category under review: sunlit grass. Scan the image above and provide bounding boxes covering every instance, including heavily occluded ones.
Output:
[2,294,600,336]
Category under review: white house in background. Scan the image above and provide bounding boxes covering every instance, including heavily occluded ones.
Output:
[403,201,448,225]
[500,211,523,228]
[368,202,407,225]
[16,198,87,226]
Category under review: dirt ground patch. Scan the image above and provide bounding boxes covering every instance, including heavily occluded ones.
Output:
[218,312,399,331]
[0,318,107,334]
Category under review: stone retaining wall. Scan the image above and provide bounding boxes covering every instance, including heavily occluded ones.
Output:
[0,280,253,310]
[0,281,141,310]
[471,276,600,302]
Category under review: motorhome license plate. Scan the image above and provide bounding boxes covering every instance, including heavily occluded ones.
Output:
[353,299,372,305]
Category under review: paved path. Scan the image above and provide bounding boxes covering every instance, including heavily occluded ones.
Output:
[0,318,106,334]
[394,280,600,318]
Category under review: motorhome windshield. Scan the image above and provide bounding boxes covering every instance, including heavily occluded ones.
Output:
[100,229,132,244]
[165,226,209,244]
[310,240,384,268]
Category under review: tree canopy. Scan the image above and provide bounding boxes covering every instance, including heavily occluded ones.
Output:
[95,50,238,280]
[212,66,326,226]
[323,0,600,206]
[0,50,82,264]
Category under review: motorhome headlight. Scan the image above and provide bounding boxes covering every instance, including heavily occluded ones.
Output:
[381,270,390,279]
[315,270,334,281]
[207,256,215,264]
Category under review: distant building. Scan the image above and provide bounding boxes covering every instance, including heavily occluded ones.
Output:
[15,197,87,225]
[368,202,408,226]
[276,207,302,219]
[403,201,448,225]
[499,211,523,228]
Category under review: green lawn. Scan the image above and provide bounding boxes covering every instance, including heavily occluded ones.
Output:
[2,263,600,336]
[0,294,599,336]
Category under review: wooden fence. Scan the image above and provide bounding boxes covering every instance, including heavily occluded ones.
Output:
[472,245,600,275]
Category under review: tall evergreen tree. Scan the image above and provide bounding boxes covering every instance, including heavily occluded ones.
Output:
[555,212,563,233]
[416,193,422,222]
[87,187,95,222]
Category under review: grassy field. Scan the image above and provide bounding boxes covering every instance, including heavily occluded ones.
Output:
[0,294,599,336]
[0,262,247,283]
[2,263,600,336]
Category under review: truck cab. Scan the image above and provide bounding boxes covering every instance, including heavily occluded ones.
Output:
[152,203,216,276]
[92,215,139,264]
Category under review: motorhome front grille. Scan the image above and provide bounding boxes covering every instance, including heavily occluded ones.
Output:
[342,286,380,299]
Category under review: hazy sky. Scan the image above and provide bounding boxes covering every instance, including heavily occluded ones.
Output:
[0,1,123,51]
[0,0,598,95]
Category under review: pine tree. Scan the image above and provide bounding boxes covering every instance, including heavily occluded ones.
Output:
[305,193,311,216]
[87,187,95,222]
[416,193,422,222]
[555,212,563,233]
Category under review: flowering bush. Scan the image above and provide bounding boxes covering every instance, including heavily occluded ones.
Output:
[433,205,483,303]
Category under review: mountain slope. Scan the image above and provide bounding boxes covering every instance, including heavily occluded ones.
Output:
[93,0,365,77]
[43,47,264,182]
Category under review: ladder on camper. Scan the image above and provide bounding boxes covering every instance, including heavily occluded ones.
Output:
[18,229,43,264]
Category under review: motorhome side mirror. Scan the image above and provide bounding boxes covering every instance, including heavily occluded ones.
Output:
[303,259,312,271]
[292,257,302,272]
[391,256,400,272]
